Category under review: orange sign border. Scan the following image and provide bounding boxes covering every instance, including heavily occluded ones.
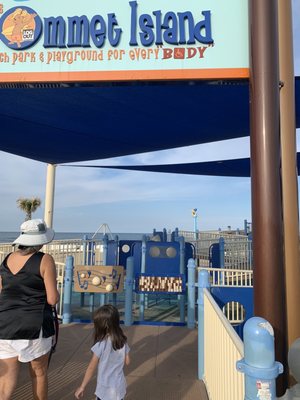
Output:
[0,67,249,83]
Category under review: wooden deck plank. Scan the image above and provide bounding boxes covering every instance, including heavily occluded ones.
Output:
[12,324,208,400]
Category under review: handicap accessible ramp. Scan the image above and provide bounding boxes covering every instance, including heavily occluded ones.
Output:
[12,324,209,400]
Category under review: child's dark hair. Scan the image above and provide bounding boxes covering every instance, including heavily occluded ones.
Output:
[93,304,127,350]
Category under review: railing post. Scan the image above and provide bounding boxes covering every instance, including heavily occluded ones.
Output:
[219,237,225,285]
[178,236,186,323]
[163,228,167,242]
[187,258,196,329]
[248,236,253,270]
[244,219,249,235]
[99,234,108,307]
[236,317,283,399]
[62,255,74,324]
[82,234,88,265]
[174,227,179,240]
[87,237,96,311]
[219,237,225,268]
[87,239,93,265]
[198,269,210,379]
[80,235,88,307]
[112,235,119,306]
[124,256,134,326]
[81,235,88,307]
[139,236,147,321]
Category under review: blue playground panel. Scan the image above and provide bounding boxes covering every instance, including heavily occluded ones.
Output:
[209,242,220,268]
[119,240,142,275]
[106,240,118,265]
[144,241,181,275]
[210,286,254,339]
[119,240,194,275]
[185,242,194,267]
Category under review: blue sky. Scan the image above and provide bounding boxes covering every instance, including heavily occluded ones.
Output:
[0,2,299,234]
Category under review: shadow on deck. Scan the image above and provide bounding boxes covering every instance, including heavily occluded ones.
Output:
[12,324,209,400]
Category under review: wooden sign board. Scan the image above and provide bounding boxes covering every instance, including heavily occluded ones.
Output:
[74,265,124,293]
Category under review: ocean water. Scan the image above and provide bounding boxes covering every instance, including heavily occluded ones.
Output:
[0,231,148,244]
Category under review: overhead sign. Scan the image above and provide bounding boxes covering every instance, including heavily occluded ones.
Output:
[0,0,249,82]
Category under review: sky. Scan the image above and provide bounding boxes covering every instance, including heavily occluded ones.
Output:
[0,2,299,234]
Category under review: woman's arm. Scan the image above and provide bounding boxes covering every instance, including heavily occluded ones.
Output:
[75,354,99,399]
[125,353,130,366]
[41,253,60,305]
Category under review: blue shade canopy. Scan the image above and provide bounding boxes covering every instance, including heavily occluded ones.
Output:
[0,77,299,165]
[66,153,300,177]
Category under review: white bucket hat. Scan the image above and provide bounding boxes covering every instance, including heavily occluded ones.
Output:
[13,219,55,246]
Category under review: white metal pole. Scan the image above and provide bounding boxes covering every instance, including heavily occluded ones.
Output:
[44,163,56,228]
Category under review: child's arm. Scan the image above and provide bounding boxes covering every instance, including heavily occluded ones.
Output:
[125,353,130,366]
[75,354,99,399]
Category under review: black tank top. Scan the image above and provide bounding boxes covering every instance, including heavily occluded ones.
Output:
[0,251,54,339]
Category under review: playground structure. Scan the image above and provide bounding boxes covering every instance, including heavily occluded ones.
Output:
[33,227,254,338]
[0,227,254,331]
[0,226,254,331]
[60,228,194,325]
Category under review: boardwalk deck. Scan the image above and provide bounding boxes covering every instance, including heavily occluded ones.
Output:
[12,324,208,400]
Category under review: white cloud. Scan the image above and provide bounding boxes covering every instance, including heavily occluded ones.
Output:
[56,163,249,208]
[0,152,47,230]
[73,137,250,167]
[0,148,251,232]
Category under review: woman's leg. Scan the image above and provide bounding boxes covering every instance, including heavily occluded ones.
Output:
[0,357,20,400]
[29,353,50,400]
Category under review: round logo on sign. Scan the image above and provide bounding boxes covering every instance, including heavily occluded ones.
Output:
[0,6,42,50]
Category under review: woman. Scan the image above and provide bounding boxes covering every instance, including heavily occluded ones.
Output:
[0,219,59,400]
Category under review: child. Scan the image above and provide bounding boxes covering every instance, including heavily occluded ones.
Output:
[75,304,130,400]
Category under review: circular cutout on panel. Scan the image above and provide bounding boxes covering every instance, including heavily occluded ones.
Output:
[222,302,246,324]
[121,244,130,253]
[166,247,177,258]
[149,246,160,257]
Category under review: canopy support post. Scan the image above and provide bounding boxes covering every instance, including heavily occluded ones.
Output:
[249,0,288,395]
[44,163,56,228]
[278,0,300,382]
